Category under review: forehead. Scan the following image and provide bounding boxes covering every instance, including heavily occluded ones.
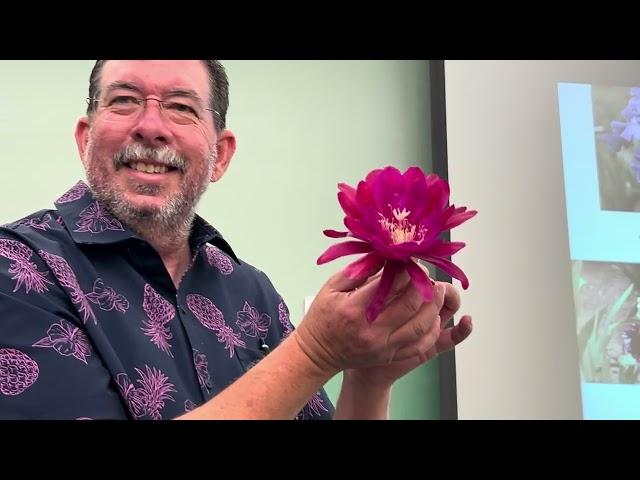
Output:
[99,60,210,99]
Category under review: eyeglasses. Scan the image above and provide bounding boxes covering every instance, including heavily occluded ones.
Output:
[87,95,220,126]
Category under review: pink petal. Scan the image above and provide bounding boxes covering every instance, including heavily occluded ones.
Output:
[323,229,349,238]
[418,255,469,289]
[444,207,477,230]
[405,259,434,302]
[356,180,381,226]
[344,216,375,241]
[422,241,466,258]
[403,175,430,221]
[364,168,385,186]
[371,166,405,211]
[423,178,450,218]
[402,166,427,184]
[344,252,385,280]
[316,241,374,265]
[338,190,361,219]
[367,260,402,323]
[338,183,357,202]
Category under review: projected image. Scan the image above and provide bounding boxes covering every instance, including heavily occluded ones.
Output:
[593,86,640,212]
[574,260,640,384]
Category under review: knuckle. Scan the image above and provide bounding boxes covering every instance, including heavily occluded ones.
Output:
[413,318,426,339]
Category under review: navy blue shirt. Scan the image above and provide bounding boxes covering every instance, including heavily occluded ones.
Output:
[0,181,334,420]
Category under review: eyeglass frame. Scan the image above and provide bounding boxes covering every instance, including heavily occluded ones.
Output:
[86,95,221,123]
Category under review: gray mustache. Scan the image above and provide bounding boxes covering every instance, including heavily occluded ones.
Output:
[114,144,187,173]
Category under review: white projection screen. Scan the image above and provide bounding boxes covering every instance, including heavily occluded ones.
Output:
[443,60,640,419]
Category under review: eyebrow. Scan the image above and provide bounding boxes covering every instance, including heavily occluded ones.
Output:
[104,81,143,96]
[104,82,205,106]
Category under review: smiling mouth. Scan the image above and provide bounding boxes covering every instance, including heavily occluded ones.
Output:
[121,161,179,174]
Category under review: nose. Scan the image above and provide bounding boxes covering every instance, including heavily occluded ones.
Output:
[130,99,174,148]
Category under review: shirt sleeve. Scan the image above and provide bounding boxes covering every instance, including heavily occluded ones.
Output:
[0,233,128,420]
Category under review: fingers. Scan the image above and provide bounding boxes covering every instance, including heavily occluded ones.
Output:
[384,284,445,347]
[326,267,373,293]
[439,282,461,327]
[345,262,412,308]
[434,315,473,353]
[391,314,442,361]
[395,314,473,365]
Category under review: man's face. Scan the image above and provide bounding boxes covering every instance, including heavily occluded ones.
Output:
[77,60,220,228]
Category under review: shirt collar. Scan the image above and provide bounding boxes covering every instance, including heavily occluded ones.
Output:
[55,180,240,263]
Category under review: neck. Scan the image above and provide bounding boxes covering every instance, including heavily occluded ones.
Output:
[127,216,195,288]
[154,238,193,288]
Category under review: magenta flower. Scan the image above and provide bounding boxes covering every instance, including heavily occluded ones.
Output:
[317,166,477,322]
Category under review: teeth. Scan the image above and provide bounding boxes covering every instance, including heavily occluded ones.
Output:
[129,162,169,174]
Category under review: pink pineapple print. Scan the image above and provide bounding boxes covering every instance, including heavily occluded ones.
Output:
[116,373,146,419]
[186,294,245,357]
[141,284,175,357]
[135,366,177,420]
[0,348,39,396]
[278,301,294,337]
[55,181,89,204]
[116,366,176,420]
[17,213,52,231]
[74,202,124,234]
[205,244,233,275]
[116,365,177,420]
[296,392,329,420]
[38,250,96,324]
[32,319,92,364]
[236,301,271,339]
[0,239,53,294]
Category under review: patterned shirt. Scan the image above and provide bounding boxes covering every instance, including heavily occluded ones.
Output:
[0,181,334,420]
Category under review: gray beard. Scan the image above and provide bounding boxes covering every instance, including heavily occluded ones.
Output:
[84,140,217,247]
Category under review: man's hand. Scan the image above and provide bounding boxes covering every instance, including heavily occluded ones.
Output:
[343,280,472,391]
[293,266,446,376]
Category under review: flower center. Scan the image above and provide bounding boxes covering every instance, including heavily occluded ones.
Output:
[378,207,427,245]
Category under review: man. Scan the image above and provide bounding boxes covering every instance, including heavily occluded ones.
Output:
[0,60,472,419]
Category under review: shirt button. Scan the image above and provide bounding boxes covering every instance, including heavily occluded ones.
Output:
[179,305,187,315]
[205,379,213,389]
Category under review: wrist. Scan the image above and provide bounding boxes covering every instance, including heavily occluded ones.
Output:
[289,330,340,382]
[342,368,393,394]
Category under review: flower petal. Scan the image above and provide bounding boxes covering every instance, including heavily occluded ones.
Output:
[423,177,451,218]
[405,259,434,302]
[323,229,350,238]
[402,175,430,221]
[402,166,428,185]
[418,255,469,289]
[344,216,375,241]
[422,241,466,258]
[338,191,361,219]
[344,252,385,280]
[356,180,380,225]
[338,183,357,202]
[371,166,405,211]
[444,206,477,230]
[367,260,402,323]
[316,241,374,265]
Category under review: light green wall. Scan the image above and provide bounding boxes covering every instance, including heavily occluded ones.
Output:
[0,60,439,419]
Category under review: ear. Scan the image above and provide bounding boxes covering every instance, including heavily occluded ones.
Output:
[75,116,91,167]
[211,129,237,183]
